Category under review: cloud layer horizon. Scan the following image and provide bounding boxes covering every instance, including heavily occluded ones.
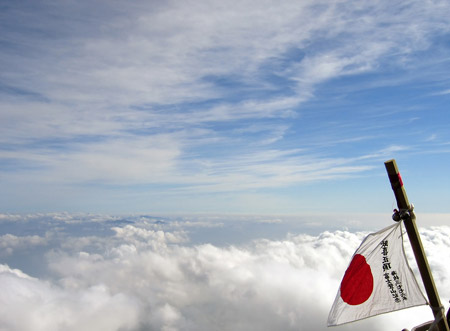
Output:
[0,213,448,331]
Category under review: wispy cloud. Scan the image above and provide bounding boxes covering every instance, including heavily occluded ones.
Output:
[1,0,450,211]
[433,89,450,96]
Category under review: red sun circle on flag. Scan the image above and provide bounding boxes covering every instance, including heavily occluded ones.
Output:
[340,254,374,305]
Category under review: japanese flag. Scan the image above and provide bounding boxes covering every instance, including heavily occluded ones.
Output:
[328,221,427,326]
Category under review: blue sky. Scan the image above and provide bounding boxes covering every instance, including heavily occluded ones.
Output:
[2,0,450,214]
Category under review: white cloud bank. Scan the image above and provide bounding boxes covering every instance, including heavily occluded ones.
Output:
[0,265,139,331]
[0,214,449,331]
[0,234,47,256]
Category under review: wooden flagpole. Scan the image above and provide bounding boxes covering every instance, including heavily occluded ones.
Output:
[385,159,449,331]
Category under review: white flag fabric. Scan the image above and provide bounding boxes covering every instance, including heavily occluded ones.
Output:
[328,221,427,326]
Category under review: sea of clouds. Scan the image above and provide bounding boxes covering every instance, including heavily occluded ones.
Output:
[0,213,449,331]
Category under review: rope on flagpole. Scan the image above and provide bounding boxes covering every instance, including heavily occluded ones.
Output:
[392,204,415,223]
[428,306,446,331]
